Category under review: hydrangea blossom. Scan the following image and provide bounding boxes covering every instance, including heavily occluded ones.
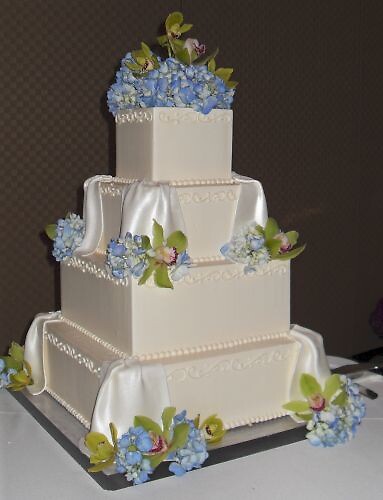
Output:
[168,410,209,476]
[115,426,153,485]
[220,222,270,273]
[52,213,85,262]
[0,367,17,389]
[106,233,148,280]
[107,56,235,116]
[171,251,192,281]
[306,376,366,447]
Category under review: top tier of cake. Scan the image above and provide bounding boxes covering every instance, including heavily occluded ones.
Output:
[116,108,233,181]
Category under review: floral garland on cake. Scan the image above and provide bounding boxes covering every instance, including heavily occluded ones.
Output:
[106,220,191,289]
[45,213,85,262]
[84,409,225,485]
[107,12,237,116]
[0,342,33,391]
[283,373,366,447]
[220,217,306,273]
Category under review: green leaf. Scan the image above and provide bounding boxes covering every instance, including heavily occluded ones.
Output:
[178,23,193,34]
[264,218,280,240]
[88,457,115,473]
[165,12,184,31]
[138,259,155,286]
[194,47,219,66]
[2,355,22,372]
[167,423,189,453]
[109,423,118,448]
[282,400,311,413]
[175,47,191,65]
[226,80,239,89]
[9,342,24,363]
[157,34,168,46]
[266,238,282,258]
[45,224,56,240]
[152,219,164,249]
[215,67,233,82]
[208,58,216,73]
[154,264,173,289]
[147,451,168,469]
[332,390,348,407]
[296,412,313,422]
[166,231,188,253]
[134,415,163,436]
[162,407,176,435]
[125,61,142,72]
[300,373,322,398]
[141,42,152,57]
[141,235,151,250]
[323,374,342,401]
[285,231,299,247]
[84,432,111,454]
[274,244,306,261]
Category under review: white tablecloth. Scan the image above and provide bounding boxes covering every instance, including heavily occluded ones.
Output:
[1,359,382,500]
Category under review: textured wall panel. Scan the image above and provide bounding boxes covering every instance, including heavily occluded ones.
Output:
[1,0,382,357]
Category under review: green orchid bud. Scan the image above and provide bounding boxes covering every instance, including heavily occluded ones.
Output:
[200,415,226,444]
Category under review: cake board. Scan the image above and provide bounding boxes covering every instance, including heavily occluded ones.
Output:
[9,388,306,491]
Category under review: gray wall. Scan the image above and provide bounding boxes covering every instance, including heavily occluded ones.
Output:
[1,0,382,357]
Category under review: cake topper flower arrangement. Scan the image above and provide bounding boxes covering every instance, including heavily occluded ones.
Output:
[221,217,306,273]
[107,11,237,116]
[106,220,191,289]
[84,407,225,485]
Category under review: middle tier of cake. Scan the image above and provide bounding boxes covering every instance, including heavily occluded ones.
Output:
[61,256,290,356]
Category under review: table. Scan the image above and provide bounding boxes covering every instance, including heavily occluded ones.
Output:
[1,358,382,500]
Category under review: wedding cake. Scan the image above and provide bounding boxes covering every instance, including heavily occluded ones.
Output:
[6,11,365,485]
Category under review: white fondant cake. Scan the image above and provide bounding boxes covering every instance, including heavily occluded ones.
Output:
[24,107,331,440]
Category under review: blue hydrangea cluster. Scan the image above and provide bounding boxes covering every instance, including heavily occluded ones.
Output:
[306,376,366,447]
[220,223,270,274]
[168,410,209,476]
[106,233,148,280]
[52,213,85,262]
[0,359,16,389]
[115,426,153,485]
[107,56,235,116]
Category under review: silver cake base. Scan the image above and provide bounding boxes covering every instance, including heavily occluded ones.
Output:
[9,389,306,490]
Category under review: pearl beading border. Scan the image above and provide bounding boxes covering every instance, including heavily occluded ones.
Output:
[57,313,292,363]
[115,108,233,125]
[224,411,290,430]
[45,386,91,429]
[45,332,102,377]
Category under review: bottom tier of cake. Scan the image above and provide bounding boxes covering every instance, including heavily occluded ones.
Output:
[24,313,330,437]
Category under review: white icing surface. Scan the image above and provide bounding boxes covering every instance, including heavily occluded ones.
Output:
[60,257,290,355]
[116,108,233,181]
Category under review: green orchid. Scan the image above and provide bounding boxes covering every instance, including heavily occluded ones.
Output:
[199,414,226,444]
[157,11,193,58]
[157,12,218,67]
[133,407,189,469]
[138,220,188,289]
[125,42,160,76]
[208,58,238,89]
[1,342,34,391]
[283,373,348,422]
[257,217,306,262]
[84,423,118,472]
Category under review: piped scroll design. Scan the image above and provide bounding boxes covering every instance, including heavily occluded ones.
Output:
[167,349,291,383]
[115,110,153,124]
[158,109,232,125]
